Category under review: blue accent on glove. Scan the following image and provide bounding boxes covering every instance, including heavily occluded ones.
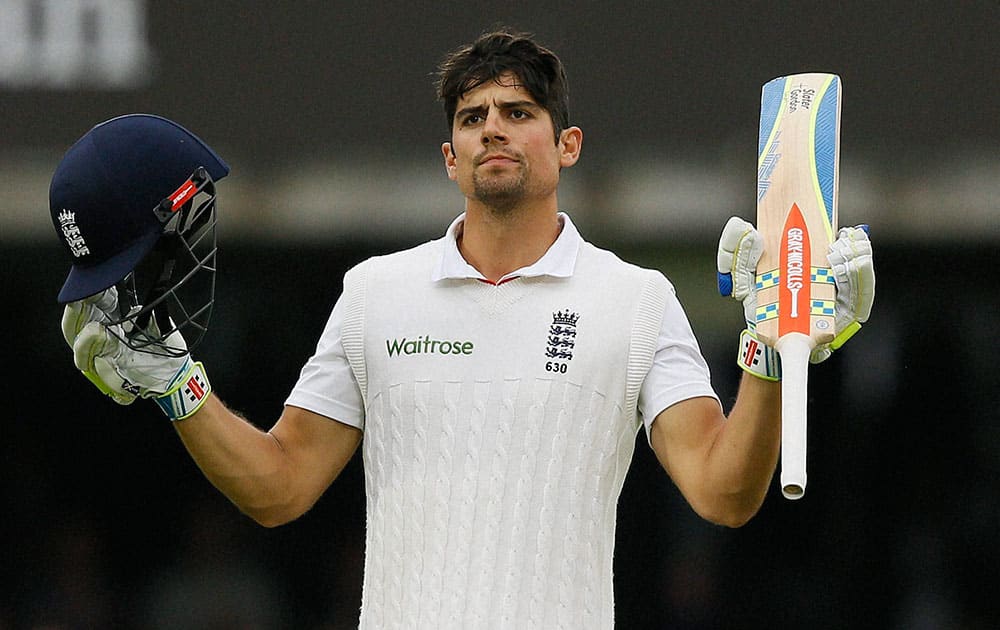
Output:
[717,271,734,297]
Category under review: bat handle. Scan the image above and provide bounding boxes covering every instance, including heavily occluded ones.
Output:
[775,332,814,500]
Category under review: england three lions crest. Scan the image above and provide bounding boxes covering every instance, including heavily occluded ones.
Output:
[546,309,580,361]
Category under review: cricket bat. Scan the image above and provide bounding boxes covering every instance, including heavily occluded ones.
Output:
[755,73,841,500]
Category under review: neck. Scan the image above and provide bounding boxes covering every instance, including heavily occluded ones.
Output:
[458,203,562,283]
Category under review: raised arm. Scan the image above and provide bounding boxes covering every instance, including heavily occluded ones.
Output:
[649,378,780,527]
[174,398,361,527]
[650,216,875,526]
[650,375,781,527]
[62,287,361,528]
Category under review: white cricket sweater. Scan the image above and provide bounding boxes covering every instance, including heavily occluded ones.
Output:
[336,235,673,630]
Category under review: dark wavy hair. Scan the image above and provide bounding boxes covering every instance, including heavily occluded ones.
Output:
[436,29,570,143]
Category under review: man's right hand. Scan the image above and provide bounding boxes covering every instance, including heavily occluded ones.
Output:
[62,287,138,405]
[61,287,212,419]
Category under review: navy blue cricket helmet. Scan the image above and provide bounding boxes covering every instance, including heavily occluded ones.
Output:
[50,114,230,354]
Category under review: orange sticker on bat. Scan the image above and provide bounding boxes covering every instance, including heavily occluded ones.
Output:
[779,203,811,336]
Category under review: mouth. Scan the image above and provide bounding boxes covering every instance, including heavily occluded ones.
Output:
[476,153,520,167]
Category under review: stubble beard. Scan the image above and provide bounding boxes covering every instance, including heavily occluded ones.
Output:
[472,166,529,216]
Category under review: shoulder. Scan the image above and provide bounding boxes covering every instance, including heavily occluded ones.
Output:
[576,240,675,294]
[345,238,444,283]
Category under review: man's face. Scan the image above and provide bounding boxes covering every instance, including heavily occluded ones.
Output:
[442,72,579,214]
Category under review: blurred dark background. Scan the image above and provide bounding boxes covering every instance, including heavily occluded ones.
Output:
[3,1,998,628]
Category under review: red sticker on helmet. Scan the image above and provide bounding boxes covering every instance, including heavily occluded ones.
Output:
[167,178,199,212]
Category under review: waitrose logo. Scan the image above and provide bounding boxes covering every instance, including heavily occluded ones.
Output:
[386,335,474,357]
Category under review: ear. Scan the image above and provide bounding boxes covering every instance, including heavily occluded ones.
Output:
[442,142,458,181]
[558,126,583,168]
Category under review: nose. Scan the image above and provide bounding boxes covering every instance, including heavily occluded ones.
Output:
[481,109,508,145]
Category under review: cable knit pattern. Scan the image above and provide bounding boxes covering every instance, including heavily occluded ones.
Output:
[361,391,386,630]
[502,378,547,625]
[385,384,405,627]
[448,380,488,624]
[474,378,518,626]
[338,237,679,630]
[533,381,578,627]
[420,380,458,627]
[404,381,428,622]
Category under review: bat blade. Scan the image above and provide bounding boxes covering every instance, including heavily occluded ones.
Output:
[755,73,842,499]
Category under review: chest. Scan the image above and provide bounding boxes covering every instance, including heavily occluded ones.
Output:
[362,278,636,391]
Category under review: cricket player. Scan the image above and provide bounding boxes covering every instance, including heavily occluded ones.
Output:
[54,29,874,630]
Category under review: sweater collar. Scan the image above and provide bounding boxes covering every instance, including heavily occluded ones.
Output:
[432,212,581,283]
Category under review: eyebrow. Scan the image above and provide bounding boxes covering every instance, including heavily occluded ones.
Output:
[455,99,542,119]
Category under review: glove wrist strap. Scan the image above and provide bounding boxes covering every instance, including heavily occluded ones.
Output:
[154,361,212,420]
[738,329,781,381]
[829,320,862,352]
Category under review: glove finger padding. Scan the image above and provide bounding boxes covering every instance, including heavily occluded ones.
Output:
[809,225,876,364]
[72,320,192,401]
[61,287,119,347]
[829,226,875,326]
[718,217,782,380]
[72,321,138,405]
[717,216,765,328]
[717,216,763,300]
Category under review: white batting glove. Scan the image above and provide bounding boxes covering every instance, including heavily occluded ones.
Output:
[61,286,119,344]
[818,225,875,361]
[62,287,137,405]
[717,217,876,375]
[63,288,211,419]
[716,216,763,325]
